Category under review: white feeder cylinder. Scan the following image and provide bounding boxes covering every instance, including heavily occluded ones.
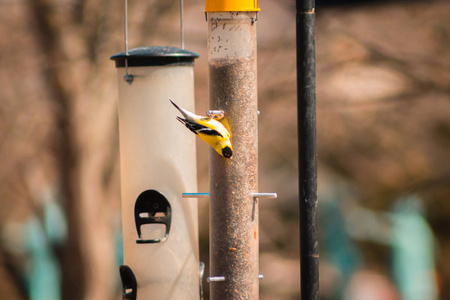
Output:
[111,46,200,300]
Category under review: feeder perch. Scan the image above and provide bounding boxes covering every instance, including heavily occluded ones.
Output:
[119,265,137,300]
[134,190,172,244]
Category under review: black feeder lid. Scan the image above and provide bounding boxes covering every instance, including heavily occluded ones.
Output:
[110,46,199,68]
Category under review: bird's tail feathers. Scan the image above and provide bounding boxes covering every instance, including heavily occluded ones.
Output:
[169,98,197,122]
[176,116,186,125]
[169,98,181,111]
[176,116,198,135]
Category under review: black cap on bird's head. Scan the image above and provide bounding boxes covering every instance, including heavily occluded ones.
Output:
[222,146,233,159]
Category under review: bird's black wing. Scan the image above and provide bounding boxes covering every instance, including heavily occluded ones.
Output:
[197,127,223,137]
[177,117,223,137]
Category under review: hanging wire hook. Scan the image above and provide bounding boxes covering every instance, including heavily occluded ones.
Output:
[123,0,133,84]
[180,0,184,49]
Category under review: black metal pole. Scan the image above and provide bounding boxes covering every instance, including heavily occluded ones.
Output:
[296,0,319,299]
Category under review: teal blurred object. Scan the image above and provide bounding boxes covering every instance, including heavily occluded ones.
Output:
[24,214,62,300]
[43,200,67,246]
[3,200,67,300]
[324,190,438,300]
[320,194,361,300]
[116,226,124,267]
[390,195,438,300]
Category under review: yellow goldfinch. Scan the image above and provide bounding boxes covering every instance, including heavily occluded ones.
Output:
[170,99,233,159]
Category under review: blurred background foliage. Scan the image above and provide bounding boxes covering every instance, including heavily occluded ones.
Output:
[0,0,449,299]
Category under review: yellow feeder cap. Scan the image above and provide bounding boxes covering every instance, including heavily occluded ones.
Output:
[205,0,260,12]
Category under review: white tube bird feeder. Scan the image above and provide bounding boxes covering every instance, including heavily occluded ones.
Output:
[111,46,200,300]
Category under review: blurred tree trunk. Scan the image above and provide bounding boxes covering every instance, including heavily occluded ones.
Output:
[23,0,137,299]
[27,1,85,299]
